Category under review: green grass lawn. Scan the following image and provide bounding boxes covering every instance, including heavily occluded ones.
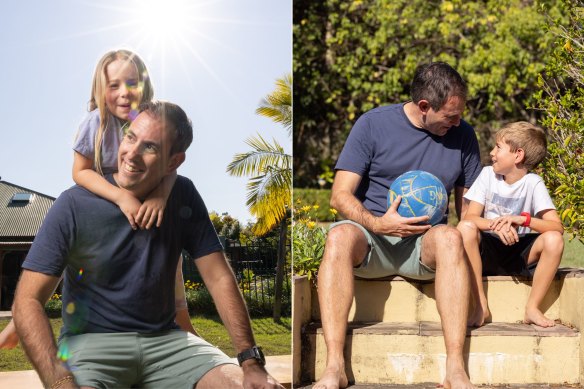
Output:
[0,315,290,372]
[561,235,584,268]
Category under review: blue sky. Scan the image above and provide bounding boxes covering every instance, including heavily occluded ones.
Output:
[0,0,291,223]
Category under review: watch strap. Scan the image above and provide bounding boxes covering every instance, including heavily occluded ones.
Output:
[237,346,265,366]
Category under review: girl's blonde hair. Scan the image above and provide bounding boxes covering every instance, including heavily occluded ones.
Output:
[89,49,154,175]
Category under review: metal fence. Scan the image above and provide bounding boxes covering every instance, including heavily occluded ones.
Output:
[182,238,291,314]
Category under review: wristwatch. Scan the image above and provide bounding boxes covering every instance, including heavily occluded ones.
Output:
[237,346,266,366]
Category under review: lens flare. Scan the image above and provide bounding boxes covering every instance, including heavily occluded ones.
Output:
[57,342,71,362]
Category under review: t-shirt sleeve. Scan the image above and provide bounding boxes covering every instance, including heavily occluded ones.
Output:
[455,124,482,188]
[73,111,99,160]
[181,179,223,260]
[22,192,76,277]
[463,167,490,205]
[532,177,556,215]
[335,114,372,176]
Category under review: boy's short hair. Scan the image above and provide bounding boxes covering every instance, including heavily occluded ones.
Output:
[496,121,547,170]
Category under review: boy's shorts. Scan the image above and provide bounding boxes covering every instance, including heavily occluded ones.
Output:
[480,232,539,276]
[60,330,235,389]
[330,220,436,280]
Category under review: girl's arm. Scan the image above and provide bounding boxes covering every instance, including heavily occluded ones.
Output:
[174,255,199,336]
[73,152,141,229]
[136,171,177,229]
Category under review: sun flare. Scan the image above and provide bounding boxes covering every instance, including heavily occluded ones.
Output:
[135,0,191,41]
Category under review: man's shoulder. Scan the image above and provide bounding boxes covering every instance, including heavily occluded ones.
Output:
[361,103,403,118]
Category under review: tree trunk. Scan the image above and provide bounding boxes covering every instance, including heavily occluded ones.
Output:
[272,218,288,321]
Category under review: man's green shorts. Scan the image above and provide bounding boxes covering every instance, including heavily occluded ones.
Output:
[330,220,436,280]
[60,330,235,388]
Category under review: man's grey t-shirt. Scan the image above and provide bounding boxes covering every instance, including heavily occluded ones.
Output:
[336,103,482,218]
[22,175,222,337]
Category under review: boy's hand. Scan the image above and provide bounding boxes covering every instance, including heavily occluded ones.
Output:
[136,196,165,229]
[489,215,521,245]
[116,191,142,230]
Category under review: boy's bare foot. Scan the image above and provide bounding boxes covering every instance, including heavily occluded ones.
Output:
[467,305,490,327]
[524,307,555,327]
[443,366,475,389]
[312,365,348,389]
[0,321,19,349]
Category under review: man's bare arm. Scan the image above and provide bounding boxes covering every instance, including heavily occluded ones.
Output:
[195,251,283,388]
[12,270,73,387]
[331,170,430,236]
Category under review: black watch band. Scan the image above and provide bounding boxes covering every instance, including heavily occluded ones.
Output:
[237,346,266,366]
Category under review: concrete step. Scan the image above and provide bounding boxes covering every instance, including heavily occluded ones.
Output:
[301,321,579,385]
[309,269,584,324]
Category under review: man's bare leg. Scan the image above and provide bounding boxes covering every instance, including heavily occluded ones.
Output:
[524,231,563,327]
[195,364,243,389]
[422,226,475,389]
[313,224,369,389]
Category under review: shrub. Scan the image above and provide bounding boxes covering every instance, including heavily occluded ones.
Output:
[533,1,584,240]
[293,189,333,221]
[292,199,336,281]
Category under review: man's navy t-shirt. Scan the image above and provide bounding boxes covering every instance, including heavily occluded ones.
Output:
[22,175,222,337]
[336,103,482,217]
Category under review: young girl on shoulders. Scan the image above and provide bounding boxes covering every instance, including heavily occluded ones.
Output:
[0,49,195,349]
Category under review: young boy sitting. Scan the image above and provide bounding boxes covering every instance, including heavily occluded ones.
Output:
[457,121,564,327]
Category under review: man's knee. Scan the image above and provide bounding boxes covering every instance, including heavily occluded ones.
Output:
[195,364,242,389]
[425,225,465,265]
[323,224,369,266]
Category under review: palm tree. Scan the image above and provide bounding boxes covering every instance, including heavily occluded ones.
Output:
[227,74,292,236]
[227,74,291,321]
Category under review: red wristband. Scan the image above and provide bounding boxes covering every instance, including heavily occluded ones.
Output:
[520,212,531,227]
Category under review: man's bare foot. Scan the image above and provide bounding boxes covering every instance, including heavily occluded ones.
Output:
[312,365,349,389]
[467,305,490,327]
[443,367,475,389]
[524,307,555,327]
[0,321,19,349]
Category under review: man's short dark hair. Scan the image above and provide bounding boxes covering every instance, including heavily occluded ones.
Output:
[139,101,193,155]
[410,62,468,111]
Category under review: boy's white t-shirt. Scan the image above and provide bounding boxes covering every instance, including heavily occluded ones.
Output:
[464,166,555,235]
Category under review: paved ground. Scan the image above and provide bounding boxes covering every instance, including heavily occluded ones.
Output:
[0,355,292,388]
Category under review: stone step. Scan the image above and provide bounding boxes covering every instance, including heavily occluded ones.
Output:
[301,321,580,385]
[309,268,584,324]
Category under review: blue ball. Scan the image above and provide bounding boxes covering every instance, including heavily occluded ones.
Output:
[387,170,448,225]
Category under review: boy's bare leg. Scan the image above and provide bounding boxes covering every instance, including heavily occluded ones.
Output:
[524,231,563,327]
[457,221,490,327]
[0,319,19,349]
[422,226,475,389]
[313,224,369,389]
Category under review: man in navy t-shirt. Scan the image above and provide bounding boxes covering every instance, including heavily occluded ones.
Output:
[314,63,481,389]
[13,101,283,389]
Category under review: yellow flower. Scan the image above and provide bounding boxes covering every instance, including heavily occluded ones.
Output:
[330,208,338,215]
[302,205,312,212]
[313,205,320,210]
[307,221,316,229]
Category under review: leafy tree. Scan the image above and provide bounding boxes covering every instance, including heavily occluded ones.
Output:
[533,1,584,239]
[293,0,567,187]
[227,75,293,321]
[227,74,292,236]
[209,211,242,241]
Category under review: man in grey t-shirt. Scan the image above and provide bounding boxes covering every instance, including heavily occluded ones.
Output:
[314,62,481,389]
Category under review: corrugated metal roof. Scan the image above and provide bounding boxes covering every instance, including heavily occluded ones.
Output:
[0,181,55,238]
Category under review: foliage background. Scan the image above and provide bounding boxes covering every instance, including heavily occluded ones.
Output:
[293,0,584,239]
